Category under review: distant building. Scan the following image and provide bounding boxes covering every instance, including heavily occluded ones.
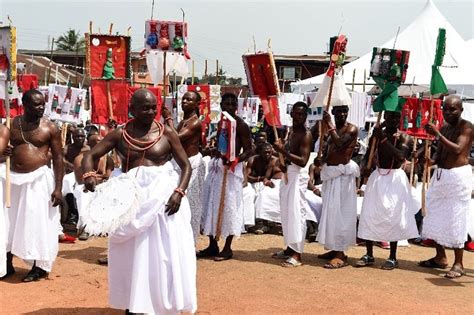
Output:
[273,54,356,92]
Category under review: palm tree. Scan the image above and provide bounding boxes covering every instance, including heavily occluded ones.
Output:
[55,29,85,52]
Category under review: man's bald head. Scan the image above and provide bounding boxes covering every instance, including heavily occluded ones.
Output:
[131,88,156,108]
[444,94,463,109]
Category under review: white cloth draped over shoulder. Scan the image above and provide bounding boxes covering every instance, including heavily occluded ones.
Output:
[358,168,419,242]
[317,161,359,251]
[99,163,197,314]
[255,179,282,223]
[2,165,59,272]
[202,158,244,238]
[280,165,308,253]
[423,165,472,248]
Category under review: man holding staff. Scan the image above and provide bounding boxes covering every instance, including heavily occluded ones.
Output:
[357,111,419,270]
[199,93,252,261]
[316,105,359,269]
[272,101,312,267]
[2,90,64,281]
[0,124,10,279]
[419,95,473,278]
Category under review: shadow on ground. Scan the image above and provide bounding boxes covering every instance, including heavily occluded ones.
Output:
[24,308,120,314]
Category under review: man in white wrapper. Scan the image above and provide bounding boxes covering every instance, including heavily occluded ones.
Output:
[1,90,64,282]
[164,91,206,242]
[247,142,284,234]
[272,102,312,267]
[316,105,359,269]
[357,111,419,270]
[419,95,473,279]
[198,93,252,261]
[82,89,196,314]
[0,124,10,279]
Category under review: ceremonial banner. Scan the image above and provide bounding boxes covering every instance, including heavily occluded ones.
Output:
[261,96,281,127]
[43,83,87,124]
[399,97,443,140]
[242,52,279,98]
[311,35,351,110]
[17,74,38,93]
[177,84,221,123]
[370,47,410,112]
[145,20,189,55]
[90,80,129,124]
[237,96,259,126]
[217,111,236,162]
[85,34,131,80]
[430,28,448,96]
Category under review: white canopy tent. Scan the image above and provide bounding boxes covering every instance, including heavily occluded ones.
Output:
[291,0,474,97]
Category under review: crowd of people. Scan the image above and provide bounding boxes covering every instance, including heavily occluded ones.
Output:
[0,88,472,314]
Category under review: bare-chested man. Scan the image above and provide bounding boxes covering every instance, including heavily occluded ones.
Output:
[316,105,359,269]
[2,89,64,282]
[82,89,196,314]
[199,93,252,261]
[175,91,205,241]
[420,95,473,278]
[272,101,312,267]
[0,124,10,278]
[247,142,284,234]
[356,111,419,270]
[63,128,89,225]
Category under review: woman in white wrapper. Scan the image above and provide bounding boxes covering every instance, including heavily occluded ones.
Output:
[357,111,419,270]
[419,95,473,279]
[82,89,196,314]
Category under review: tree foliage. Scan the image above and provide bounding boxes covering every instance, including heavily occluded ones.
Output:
[55,29,85,52]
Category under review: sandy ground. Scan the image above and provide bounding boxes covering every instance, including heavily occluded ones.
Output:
[0,233,473,314]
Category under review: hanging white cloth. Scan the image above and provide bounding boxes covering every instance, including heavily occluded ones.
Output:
[317,161,359,251]
[242,184,256,226]
[146,51,189,85]
[305,188,322,223]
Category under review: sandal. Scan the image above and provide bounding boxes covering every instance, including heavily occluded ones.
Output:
[445,265,465,279]
[281,257,303,268]
[324,256,349,269]
[272,250,289,260]
[214,251,233,262]
[418,258,448,269]
[356,255,375,267]
[196,246,219,259]
[381,258,399,270]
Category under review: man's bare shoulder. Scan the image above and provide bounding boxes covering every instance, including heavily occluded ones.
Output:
[346,122,358,133]
[460,119,473,131]
[40,118,59,134]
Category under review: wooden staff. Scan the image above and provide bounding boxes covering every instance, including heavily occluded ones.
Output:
[191,60,195,85]
[162,51,167,104]
[409,137,418,187]
[106,80,114,121]
[317,73,336,158]
[215,165,229,241]
[267,97,287,183]
[109,23,113,35]
[215,60,219,85]
[421,97,436,216]
[5,81,11,208]
[363,111,383,184]
[61,123,69,148]
[351,69,356,91]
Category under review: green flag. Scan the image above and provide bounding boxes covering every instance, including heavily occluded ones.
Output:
[372,78,403,112]
[430,29,448,96]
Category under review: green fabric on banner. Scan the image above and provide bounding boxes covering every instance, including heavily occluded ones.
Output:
[373,81,402,112]
[430,65,448,96]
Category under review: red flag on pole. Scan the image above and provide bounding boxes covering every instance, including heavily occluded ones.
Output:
[261,95,281,127]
